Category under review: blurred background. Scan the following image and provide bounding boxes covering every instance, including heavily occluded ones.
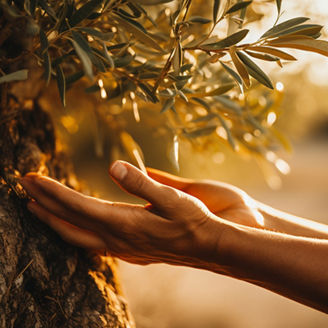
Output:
[42,0,328,327]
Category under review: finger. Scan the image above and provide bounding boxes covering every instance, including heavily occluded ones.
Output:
[146,167,192,191]
[109,161,185,212]
[20,174,106,232]
[27,201,107,250]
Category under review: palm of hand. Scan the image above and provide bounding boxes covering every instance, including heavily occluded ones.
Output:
[148,170,263,228]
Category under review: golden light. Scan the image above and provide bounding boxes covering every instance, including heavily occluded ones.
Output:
[132,101,140,123]
[267,112,277,126]
[275,158,291,175]
[275,81,284,92]
[216,126,228,140]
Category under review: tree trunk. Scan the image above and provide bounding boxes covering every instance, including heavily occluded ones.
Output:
[0,101,134,327]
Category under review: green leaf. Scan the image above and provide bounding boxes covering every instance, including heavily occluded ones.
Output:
[229,47,250,88]
[267,38,328,57]
[65,71,84,86]
[0,70,28,84]
[220,62,243,88]
[56,65,66,107]
[236,51,274,89]
[39,29,48,54]
[114,14,166,54]
[161,98,175,113]
[71,39,93,79]
[71,31,92,53]
[77,27,114,41]
[247,46,297,61]
[103,42,115,68]
[213,0,221,22]
[271,24,323,38]
[226,1,252,15]
[214,96,243,115]
[189,16,212,24]
[185,125,217,138]
[245,50,280,62]
[139,83,159,103]
[276,0,282,14]
[216,113,236,149]
[192,113,216,123]
[42,51,51,85]
[191,97,210,110]
[261,17,309,38]
[69,0,103,27]
[173,43,182,75]
[38,0,57,21]
[201,29,249,49]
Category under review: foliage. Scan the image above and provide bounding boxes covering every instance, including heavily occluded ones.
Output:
[1,0,328,172]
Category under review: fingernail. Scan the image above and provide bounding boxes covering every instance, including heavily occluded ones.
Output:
[110,161,128,181]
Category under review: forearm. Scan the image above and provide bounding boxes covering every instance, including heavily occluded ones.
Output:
[257,201,328,239]
[203,221,328,313]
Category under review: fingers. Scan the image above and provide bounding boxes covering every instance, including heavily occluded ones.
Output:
[146,167,191,191]
[27,201,107,249]
[109,161,185,212]
[20,174,107,232]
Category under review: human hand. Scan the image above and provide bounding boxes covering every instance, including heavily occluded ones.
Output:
[19,161,226,267]
[147,168,264,228]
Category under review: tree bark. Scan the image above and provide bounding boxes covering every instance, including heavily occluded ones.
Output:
[0,102,134,327]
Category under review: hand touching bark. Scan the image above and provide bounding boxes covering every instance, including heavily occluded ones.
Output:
[20,161,227,267]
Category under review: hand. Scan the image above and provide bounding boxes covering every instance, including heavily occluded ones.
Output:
[147,168,264,228]
[19,161,225,267]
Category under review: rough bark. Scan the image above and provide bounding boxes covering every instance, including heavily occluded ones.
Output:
[0,102,134,327]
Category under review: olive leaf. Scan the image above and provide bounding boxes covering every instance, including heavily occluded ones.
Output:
[267,38,328,57]
[114,14,165,54]
[276,0,282,15]
[71,38,93,79]
[226,1,252,15]
[185,125,217,138]
[236,51,274,89]
[0,70,28,84]
[247,46,297,61]
[69,0,103,27]
[245,50,280,62]
[261,17,309,38]
[56,65,66,107]
[229,47,250,88]
[201,29,249,49]
[213,0,221,22]
[220,61,243,90]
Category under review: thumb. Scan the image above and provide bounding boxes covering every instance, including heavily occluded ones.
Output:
[109,161,181,210]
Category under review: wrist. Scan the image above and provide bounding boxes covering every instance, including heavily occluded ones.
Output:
[192,215,240,274]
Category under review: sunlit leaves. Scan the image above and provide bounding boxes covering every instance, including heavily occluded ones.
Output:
[201,29,249,49]
[69,0,103,27]
[229,47,250,88]
[268,38,328,57]
[114,14,165,53]
[261,17,310,38]
[236,51,274,89]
